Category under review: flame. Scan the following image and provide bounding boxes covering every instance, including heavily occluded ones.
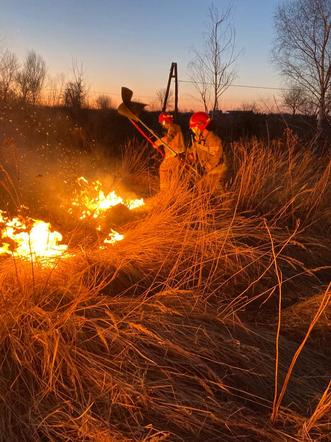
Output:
[70,177,144,220]
[0,210,68,264]
[104,229,124,245]
[125,198,144,210]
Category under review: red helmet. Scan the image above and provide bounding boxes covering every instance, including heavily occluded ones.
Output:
[158,112,173,124]
[189,112,210,131]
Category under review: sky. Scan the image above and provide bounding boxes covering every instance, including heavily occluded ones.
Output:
[0,0,283,111]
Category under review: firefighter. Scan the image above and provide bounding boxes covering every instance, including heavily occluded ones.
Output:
[154,112,186,190]
[188,111,227,193]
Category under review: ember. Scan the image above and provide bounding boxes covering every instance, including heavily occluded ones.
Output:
[0,210,68,264]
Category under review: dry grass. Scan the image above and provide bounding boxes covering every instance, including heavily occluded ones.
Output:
[0,131,330,441]
[301,380,331,440]
[230,131,331,230]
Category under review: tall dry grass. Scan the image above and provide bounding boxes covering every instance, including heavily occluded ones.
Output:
[0,131,330,441]
[230,130,331,230]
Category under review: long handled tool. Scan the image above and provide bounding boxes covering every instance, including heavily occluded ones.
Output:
[118,87,181,157]
[128,117,164,157]
[118,87,199,174]
[118,89,164,156]
[117,100,178,156]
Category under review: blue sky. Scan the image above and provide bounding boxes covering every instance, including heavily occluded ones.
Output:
[0,0,282,110]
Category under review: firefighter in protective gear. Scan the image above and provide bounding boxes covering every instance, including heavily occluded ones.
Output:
[154,112,186,190]
[189,111,227,193]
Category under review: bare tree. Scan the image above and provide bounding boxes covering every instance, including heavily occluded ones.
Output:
[273,0,331,131]
[188,3,238,113]
[45,73,66,106]
[16,50,46,104]
[63,64,87,110]
[187,57,210,112]
[96,94,112,110]
[281,85,309,115]
[240,101,260,113]
[0,50,19,103]
[155,88,173,111]
[326,88,331,117]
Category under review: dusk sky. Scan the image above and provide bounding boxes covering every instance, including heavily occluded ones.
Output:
[0,0,283,110]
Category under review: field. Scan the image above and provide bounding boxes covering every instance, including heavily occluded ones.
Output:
[0,111,330,441]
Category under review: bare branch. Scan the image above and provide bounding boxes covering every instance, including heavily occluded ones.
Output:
[16,50,46,104]
[188,2,239,112]
[0,50,19,103]
[63,62,87,110]
[155,88,174,111]
[272,0,331,131]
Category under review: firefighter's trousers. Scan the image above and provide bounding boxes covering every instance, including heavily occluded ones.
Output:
[159,156,181,191]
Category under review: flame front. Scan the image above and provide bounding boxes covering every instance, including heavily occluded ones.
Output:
[70,177,144,220]
[0,210,68,263]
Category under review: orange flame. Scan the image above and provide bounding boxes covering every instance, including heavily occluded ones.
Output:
[0,210,68,264]
[70,177,144,220]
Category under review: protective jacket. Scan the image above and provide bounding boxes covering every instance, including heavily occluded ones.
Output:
[192,130,226,173]
[156,123,185,159]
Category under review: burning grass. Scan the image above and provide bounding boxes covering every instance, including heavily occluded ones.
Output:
[69,176,144,221]
[0,133,330,441]
[0,209,69,265]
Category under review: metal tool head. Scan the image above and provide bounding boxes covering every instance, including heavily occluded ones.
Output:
[118,87,147,121]
[117,102,140,121]
[121,87,133,104]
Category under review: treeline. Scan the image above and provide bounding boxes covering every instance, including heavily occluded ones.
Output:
[0,48,329,155]
[1,102,329,162]
[0,49,108,110]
